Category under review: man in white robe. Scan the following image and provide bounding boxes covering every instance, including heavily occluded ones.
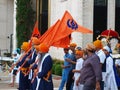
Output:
[103,46,118,90]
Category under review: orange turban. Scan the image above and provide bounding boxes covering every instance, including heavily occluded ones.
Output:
[34,43,49,53]
[93,40,103,49]
[31,37,40,45]
[75,50,83,56]
[34,45,39,52]
[21,42,30,52]
[70,43,77,47]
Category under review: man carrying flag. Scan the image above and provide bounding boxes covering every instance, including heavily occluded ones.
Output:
[26,21,41,89]
[34,43,53,90]
[16,21,41,90]
[17,42,32,90]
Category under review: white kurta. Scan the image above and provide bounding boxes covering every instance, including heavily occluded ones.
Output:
[73,58,84,90]
[104,56,118,90]
[96,49,106,81]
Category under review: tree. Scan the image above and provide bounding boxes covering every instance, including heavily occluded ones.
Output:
[16,0,35,48]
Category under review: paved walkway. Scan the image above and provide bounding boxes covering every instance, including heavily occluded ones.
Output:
[0,71,64,90]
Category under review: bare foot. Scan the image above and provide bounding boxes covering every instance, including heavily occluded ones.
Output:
[8,83,12,85]
[10,85,14,87]
[10,84,14,87]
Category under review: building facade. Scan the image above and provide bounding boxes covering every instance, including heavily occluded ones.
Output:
[0,0,14,55]
[0,0,119,60]
[49,0,120,60]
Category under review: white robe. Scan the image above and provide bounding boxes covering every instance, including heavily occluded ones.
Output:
[73,58,84,90]
[104,56,118,90]
[96,50,106,81]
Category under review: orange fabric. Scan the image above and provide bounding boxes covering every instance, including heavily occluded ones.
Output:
[35,43,49,53]
[31,37,40,45]
[31,21,41,38]
[21,42,30,52]
[20,67,29,75]
[39,20,68,47]
[70,43,77,47]
[52,11,93,43]
[34,45,39,51]
[52,35,71,48]
[39,20,71,48]
[39,20,60,46]
[75,50,83,56]
[39,11,92,48]
[29,21,41,47]
[93,40,103,49]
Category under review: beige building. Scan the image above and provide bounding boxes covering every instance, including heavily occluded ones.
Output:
[0,0,14,55]
[0,0,119,60]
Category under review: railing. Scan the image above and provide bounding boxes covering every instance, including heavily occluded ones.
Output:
[0,49,13,73]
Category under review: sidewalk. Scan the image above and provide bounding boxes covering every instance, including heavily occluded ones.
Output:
[0,71,63,90]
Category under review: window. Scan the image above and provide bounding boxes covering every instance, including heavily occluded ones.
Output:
[38,0,48,35]
[94,0,107,6]
[115,0,120,33]
[93,0,107,41]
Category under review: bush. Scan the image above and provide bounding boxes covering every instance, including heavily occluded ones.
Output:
[53,58,64,64]
[52,58,64,76]
[54,64,62,76]
[52,64,56,74]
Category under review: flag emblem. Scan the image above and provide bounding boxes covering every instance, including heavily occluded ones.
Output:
[67,19,78,30]
[32,34,41,38]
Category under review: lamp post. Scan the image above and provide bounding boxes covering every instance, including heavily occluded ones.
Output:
[8,34,13,56]
[10,34,13,56]
[0,49,1,72]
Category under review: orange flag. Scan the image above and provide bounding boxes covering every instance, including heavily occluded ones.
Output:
[39,20,61,47]
[52,10,93,43]
[39,11,92,48]
[29,21,41,47]
[31,21,41,38]
[52,35,71,48]
[39,20,71,48]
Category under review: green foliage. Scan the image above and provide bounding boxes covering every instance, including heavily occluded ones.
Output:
[52,58,63,76]
[52,64,56,74]
[16,0,35,48]
[54,64,62,76]
[53,58,64,64]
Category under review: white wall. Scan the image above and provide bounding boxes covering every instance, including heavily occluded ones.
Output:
[0,0,14,55]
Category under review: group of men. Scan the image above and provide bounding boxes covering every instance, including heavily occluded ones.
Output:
[59,40,119,90]
[9,36,120,90]
[9,37,53,90]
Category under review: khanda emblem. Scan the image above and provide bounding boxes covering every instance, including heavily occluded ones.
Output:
[67,19,78,30]
[33,34,41,38]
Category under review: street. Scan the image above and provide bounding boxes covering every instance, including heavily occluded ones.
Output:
[0,71,63,90]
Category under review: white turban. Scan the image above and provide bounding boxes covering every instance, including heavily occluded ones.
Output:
[103,46,110,52]
[12,50,17,54]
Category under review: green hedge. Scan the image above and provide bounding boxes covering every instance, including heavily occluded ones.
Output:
[54,64,62,76]
[52,64,56,74]
[52,58,63,76]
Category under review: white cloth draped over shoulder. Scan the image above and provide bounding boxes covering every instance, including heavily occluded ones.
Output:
[36,53,49,90]
[104,56,118,90]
